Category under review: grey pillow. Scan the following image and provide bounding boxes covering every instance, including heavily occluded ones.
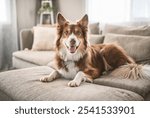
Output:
[103,24,150,36]
[104,33,150,63]
[89,22,100,34]
[88,34,104,44]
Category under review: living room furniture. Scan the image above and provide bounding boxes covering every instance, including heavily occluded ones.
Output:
[0,23,150,101]
[1,66,150,101]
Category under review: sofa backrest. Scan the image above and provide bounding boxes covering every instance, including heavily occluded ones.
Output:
[102,23,150,64]
[20,29,33,50]
[20,22,150,64]
[104,33,150,64]
[103,24,150,36]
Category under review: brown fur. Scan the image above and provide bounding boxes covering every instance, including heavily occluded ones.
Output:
[54,13,135,81]
[40,13,150,86]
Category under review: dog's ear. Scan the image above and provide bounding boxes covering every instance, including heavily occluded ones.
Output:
[77,14,88,27]
[57,13,68,25]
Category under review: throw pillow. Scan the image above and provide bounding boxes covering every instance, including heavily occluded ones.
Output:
[88,34,104,45]
[104,33,150,63]
[89,22,100,34]
[32,26,56,51]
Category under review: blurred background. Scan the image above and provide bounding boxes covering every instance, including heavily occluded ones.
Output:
[0,0,150,70]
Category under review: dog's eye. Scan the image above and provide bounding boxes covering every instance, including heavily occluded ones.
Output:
[63,31,68,36]
[76,31,82,36]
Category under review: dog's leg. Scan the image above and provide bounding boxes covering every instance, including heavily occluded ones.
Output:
[40,70,60,82]
[68,71,92,87]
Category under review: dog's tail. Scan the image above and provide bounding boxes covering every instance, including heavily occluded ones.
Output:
[110,64,150,80]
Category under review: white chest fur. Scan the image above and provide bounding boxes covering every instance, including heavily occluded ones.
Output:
[58,61,79,79]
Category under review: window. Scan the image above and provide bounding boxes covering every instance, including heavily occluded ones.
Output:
[131,0,150,21]
[87,0,150,23]
[87,0,131,23]
[0,0,8,23]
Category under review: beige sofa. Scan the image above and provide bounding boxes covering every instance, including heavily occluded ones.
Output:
[0,23,150,101]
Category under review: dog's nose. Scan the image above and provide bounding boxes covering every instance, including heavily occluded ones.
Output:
[70,39,76,45]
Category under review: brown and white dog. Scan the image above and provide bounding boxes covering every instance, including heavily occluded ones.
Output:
[40,13,150,87]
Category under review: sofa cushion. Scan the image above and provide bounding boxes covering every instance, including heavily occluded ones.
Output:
[32,26,56,51]
[0,66,143,101]
[0,90,12,101]
[94,75,150,99]
[145,92,150,100]
[13,51,55,66]
[103,24,150,36]
[89,22,100,34]
[138,60,150,65]
[104,33,150,63]
[13,57,38,68]
[88,34,104,44]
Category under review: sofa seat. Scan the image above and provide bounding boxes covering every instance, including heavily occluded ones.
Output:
[94,76,150,99]
[0,66,144,101]
[13,51,55,68]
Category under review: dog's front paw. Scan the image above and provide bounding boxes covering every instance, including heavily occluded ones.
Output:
[68,80,80,87]
[40,76,54,82]
[40,70,59,82]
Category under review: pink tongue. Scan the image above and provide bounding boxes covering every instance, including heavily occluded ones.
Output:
[70,46,76,53]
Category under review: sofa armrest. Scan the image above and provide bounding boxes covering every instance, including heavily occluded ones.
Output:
[20,29,33,50]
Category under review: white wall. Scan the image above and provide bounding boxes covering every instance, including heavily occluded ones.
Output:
[16,0,39,29]
[16,0,41,49]
[56,0,86,21]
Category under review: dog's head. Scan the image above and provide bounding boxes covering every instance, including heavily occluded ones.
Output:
[55,13,88,61]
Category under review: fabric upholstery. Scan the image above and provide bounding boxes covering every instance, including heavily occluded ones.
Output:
[20,29,33,50]
[145,92,150,101]
[104,33,150,62]
[137,60,150,65]
[13,51,55,66]
[88,34,104,44]
[0,66,143,101]
[94,75,150,98]
[89,22,100,34]
[0,90,12,101]
[12,57,38,69]
[32,26,56,51]
[103,24,150,36]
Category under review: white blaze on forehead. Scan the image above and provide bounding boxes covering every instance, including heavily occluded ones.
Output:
[69,33,76,40]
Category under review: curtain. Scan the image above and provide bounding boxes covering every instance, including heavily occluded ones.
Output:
[0,0,18,70]
[87,0,150,23]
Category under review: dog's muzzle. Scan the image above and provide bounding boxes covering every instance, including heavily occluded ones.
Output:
[69,39,76,53]
[65,38,80,53]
